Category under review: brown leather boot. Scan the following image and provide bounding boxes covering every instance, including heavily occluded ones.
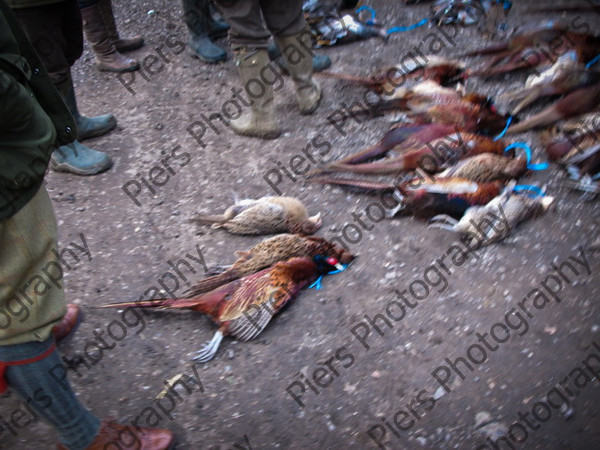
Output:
[97,0,144,53]
[53,304,82,343]
[80,3,140,72]
[57,418,174,449]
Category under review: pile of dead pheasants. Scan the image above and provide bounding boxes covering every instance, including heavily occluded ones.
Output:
[103,6,599,362]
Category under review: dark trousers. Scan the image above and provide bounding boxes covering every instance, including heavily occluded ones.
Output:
[214,0,306,49]
[182,0,209,35]
[13,0,83,84]
[0,337,100,449]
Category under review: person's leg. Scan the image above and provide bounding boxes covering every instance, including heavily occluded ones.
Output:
[97,0,144,53]
[266,41,331,73]
[1,338,100,449]
[77,0,140,72]
[182,0,227,63]
[12,1,112,175]
[0,186,174,448]
[213,0,281,138]
[13,2,76,85]
[214,0,271,49]
[261,0,322,114]
[259,0,306,39]
[0,185,98,447]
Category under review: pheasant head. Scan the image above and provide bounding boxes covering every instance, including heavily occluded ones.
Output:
[290,212,322,235]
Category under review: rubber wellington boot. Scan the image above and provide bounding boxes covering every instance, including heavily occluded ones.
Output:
[98,0,144,53]
[229,49,281,139]
[56,74,117,141]
[267,43,331,74]
[182,0,227,63]
[80,3,139,72]
[51,142,112,176]
[274,32,322,115]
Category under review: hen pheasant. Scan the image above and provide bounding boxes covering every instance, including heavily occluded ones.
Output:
[192,196,322,235]
[430,182,554,246]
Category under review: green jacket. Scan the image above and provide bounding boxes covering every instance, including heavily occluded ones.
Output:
[0,0,76,220]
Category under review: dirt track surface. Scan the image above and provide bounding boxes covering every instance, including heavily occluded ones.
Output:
[2,1,600,449]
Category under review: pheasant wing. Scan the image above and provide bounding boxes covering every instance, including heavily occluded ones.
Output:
[221,285,291,342]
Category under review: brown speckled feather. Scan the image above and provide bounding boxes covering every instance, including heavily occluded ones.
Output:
[184,234,353,297]
[192,196,322,235]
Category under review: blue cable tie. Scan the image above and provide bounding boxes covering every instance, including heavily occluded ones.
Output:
[387,18,429,35]
[513,184,545,198]
[308,264,348,290]
[585,54,600,69]
[504,142,549,171]
[308,275,324,290]
[356,5,377,25]
[494,116,513,141]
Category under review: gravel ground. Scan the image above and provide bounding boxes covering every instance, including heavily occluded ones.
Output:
[1,1,599,449]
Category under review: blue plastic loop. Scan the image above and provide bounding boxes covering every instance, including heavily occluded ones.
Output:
[513,184,545,198]
[585,54,600,69]
[308,264,347,290]
[494,116,513,141]
[356,5,377,25]
[387,18,429,35]
[504,142,549,171]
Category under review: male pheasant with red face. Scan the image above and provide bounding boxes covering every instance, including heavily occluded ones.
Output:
[102,255,344,362]
[185,234,355,297]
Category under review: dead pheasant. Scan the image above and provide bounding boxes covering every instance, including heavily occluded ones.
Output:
[308,124,457,177]
[437,154,528,182]
[563,144,600,196]
[561,113,600,135]
[368,80,491,115]
[102,255,345,362]
[430,182,554,246]
[507,82,600,134]
[184,234,355,297]
[543,124,600,162]
[192,196,322,235]
[465,25,600,77]
[309,176,503,219]
[394,178,505,219]
[563,143,600,178]
[407,101,508,135]
[317,56,466,93]
[321,132,507,175]
[502,65,600,115]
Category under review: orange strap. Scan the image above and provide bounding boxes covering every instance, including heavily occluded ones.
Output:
[0,341,56,393]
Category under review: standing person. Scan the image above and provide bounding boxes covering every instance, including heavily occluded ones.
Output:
[78,0,144,72]
[7,0,116,175]
[182,0,228,63]
[0,2,174,448]
[213,0,323,139]
[181,0,331,72]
